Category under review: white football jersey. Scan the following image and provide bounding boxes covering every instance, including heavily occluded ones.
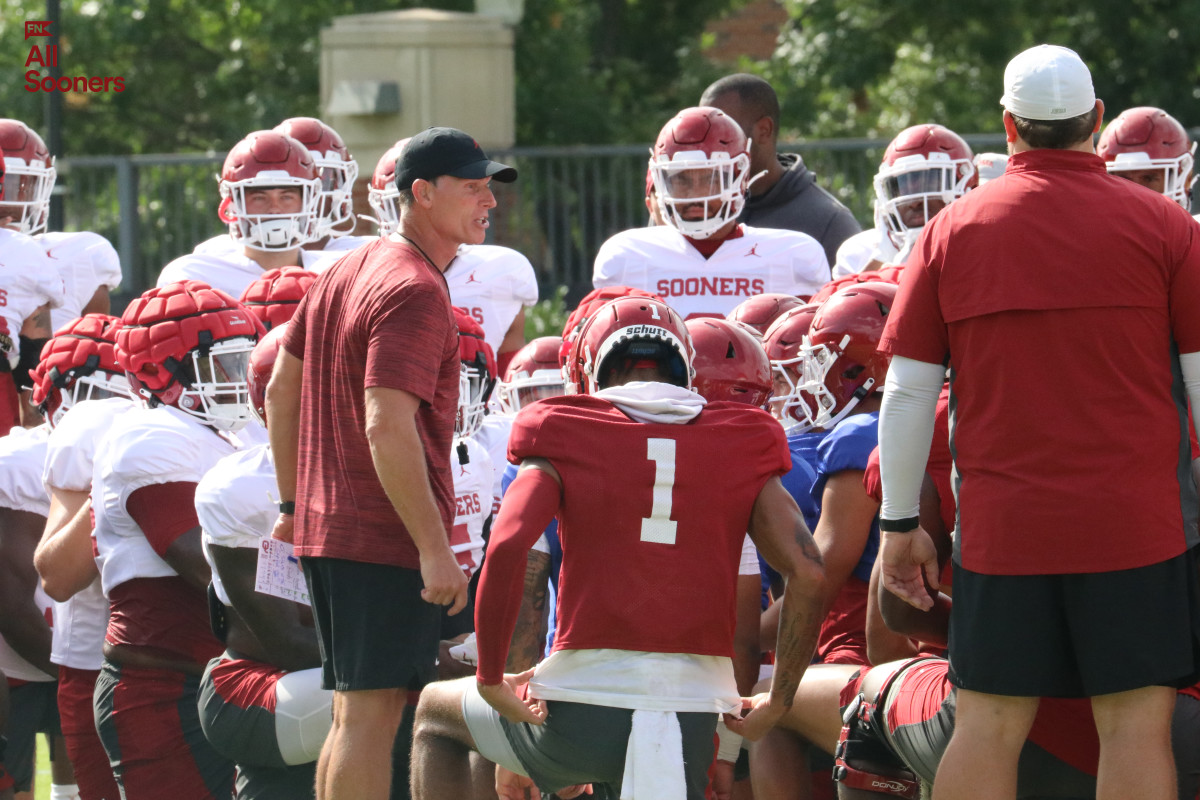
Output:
[450,436,494,578]
[0,423,50,516]
[43,398,136,670]
[157,250,326,300]
[445,244,539,354]
[473,413,514,517]
[38,231,122,330]
[0,424,54,681]
[0,583,54,682]
[317,234,376,253]
[196,443,276,607]
[593,225,830,319]
[93,405,239,595]
[832,227,901,279]
[0,228,66,367]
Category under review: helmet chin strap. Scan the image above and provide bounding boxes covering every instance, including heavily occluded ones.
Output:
[816,377,877,432]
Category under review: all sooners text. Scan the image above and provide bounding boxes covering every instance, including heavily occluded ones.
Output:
[22,21,125,93]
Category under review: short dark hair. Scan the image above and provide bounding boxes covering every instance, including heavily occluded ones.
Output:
[1011,106,1099,150]
[700,74,781,142]
[397,186,415,209]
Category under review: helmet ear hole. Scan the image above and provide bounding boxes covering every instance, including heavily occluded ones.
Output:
[218,196,238,223]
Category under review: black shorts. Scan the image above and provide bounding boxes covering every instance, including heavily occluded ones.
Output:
[301,556,441,692]
[948,547,1200,697]
[5,680,60,792]
[1173,693,1200,800]
[463,685,716,799]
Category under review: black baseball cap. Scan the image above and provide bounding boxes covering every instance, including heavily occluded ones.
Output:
[394,127,518,191]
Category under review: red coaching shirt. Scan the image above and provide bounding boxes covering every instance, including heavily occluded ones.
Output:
[283,238,460,568]
[881,149,1200,575]
[508,396,791,657]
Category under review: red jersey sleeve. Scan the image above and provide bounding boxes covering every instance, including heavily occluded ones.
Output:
[1168,210,1200,353]
[507,399,560,464]
[879,233,950,366]
[126,481,200,557]
[364,282,456,404]
[863,445,882,503]
[281,294,308,359]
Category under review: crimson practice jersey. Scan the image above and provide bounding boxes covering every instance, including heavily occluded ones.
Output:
[445,244,539,354]
[37,231,123,330]
[508,396,790,657]
[592,224,829,319]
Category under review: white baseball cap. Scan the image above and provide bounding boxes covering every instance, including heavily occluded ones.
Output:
[973,153,1009,184]
[1001,45,1096,121]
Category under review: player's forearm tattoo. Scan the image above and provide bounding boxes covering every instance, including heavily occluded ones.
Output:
[794,523,824,567]
[506,550,551,672]
[25,305,52,338]
[771,523,825,708]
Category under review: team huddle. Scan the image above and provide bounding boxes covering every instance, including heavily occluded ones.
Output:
[1,43,1199,800]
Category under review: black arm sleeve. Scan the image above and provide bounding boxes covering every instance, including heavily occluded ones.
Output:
[14,335,48,390]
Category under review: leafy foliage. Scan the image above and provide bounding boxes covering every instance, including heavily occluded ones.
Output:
[1,0,743,155]
[512,0,743,145]
[0,0,471,155]
[524,284,570,339]
[761,0,1200,140]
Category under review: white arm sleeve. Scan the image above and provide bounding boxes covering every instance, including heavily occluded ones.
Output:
[1182,352,1200,441]
[878,356,946,521]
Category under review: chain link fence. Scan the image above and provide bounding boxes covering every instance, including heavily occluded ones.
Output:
[59,135,1013,308]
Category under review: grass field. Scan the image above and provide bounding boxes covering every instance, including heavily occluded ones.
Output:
[33,735,51,800]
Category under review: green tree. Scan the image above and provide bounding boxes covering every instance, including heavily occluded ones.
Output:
[758,0,1200,140]
[0,0,744,154]
[513,0,744,145]
[0,0,471,155]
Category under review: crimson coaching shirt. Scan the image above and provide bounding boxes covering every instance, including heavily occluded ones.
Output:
[283,238,460,568]
[881,149,1200,575]
[508,395,791,657]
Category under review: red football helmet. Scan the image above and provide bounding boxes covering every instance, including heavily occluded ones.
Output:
[0,119,54,235]
[686,318,771,407]
[1097,107,1195,208]
[239,266,317,331]
[762,302,822,430]
[496,336,565,415]
[649,107,752,240]
[562,285,665,341]
[218,130,323,252]
[726,293,808,339]
[874,124,975,251]
[567,296,693,395]
[245,323,289,427]
[274,117,359,238]
[809,268,901,304]
[367,138,411,237]
[453,307,497,437]
[794,282,898,431]
[118,280,264,431]
[30,314,132,428]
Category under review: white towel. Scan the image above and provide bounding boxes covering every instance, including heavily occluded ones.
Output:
[620,709,686,800]
[592,381,705,425]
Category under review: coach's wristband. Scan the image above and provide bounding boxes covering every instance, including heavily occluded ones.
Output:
[878,516,919,533]
[279,501,296,516]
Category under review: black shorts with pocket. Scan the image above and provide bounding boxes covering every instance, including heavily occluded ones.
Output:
[947,547,1200,697]
[301,556,441,692]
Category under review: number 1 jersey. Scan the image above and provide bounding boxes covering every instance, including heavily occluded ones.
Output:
[507,395,791,658]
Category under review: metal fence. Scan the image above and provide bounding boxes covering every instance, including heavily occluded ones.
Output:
[59,134,1011,308]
